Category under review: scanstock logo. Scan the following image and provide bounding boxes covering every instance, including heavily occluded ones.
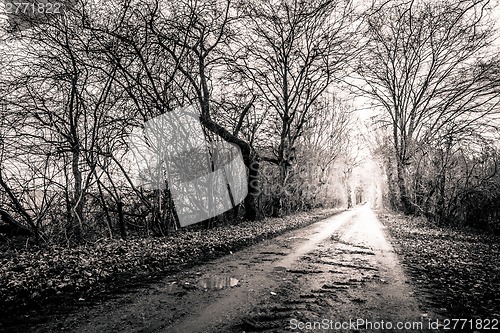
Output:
[126,106,248,227]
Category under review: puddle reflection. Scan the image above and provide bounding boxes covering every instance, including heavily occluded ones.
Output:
[197,276,239,289]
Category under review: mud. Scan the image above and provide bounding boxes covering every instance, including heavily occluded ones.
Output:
[27,204,441,333]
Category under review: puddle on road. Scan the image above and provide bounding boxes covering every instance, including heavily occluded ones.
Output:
[197,276,239,290]
[287,236,310,241]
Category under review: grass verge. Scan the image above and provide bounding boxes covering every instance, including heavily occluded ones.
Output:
[379,212,500,321]
[0,208,342,329]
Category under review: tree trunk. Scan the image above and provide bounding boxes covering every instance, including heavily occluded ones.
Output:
[199,115,261,220]
[244,159,260,220]
[117,201,126,239]
[396,157,413,214]
[71,147,84,238]
[347,184,352,208]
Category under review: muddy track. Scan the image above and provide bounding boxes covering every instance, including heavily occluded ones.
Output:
[27,205,440,333]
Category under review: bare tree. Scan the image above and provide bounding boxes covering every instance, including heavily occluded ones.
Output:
[0,3,140,242]
[234,0,357,214]
[294,94,354,209]
[355,0,500,214]
[140,0,261,219]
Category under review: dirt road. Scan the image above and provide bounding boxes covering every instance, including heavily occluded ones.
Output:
[34,205,438,332]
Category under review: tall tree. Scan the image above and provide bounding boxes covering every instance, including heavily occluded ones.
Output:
[356,0,500,214]
[235,0,357,214]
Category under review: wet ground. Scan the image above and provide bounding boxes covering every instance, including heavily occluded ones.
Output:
[29,204,440,332]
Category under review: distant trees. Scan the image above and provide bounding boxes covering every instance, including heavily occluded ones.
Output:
[297,94,356,208]
[358,0,500,229]
[234,0,358,215]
